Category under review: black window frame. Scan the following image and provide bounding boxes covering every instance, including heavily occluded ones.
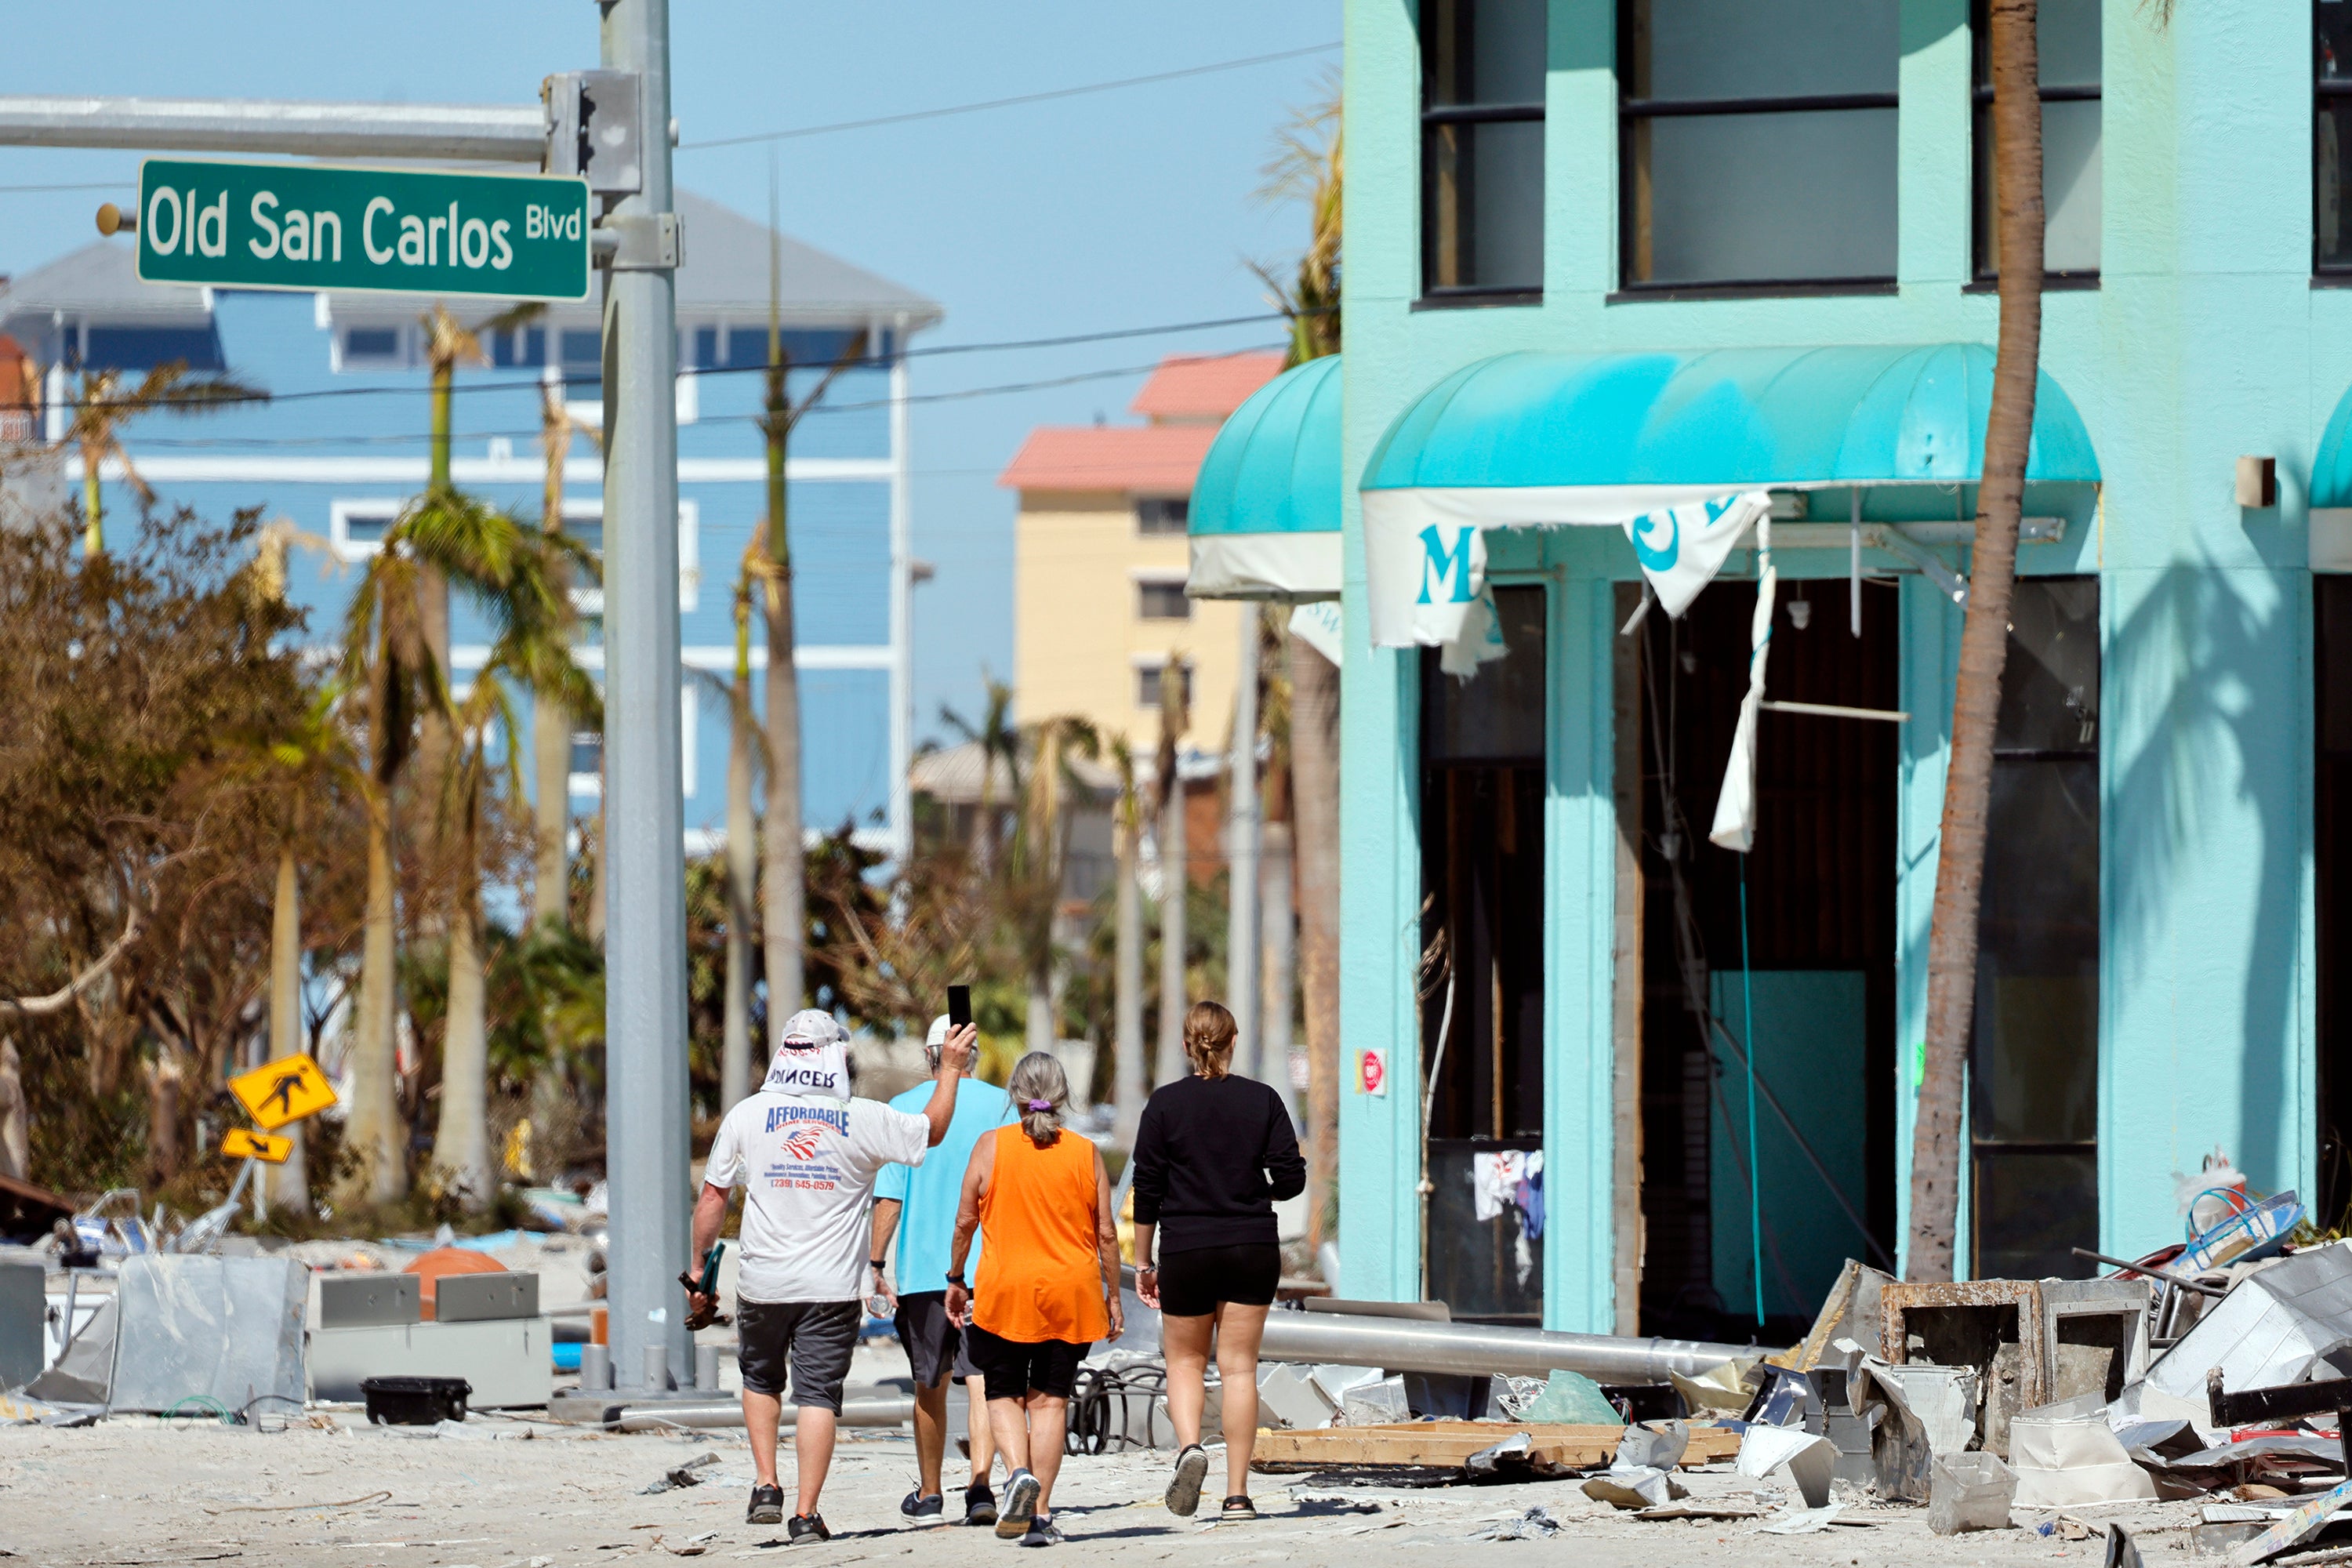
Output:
[1969,0,2102,288]
[1135,579,1192,622]
[1615,0,1900,297]
[1420,0,1548,307]
[1134,496,1189,536]
[2318,2,2352,280]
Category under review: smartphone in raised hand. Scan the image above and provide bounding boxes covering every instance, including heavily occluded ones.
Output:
[947,984,971,1029]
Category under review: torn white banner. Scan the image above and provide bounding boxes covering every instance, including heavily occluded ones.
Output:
[1709,515,1776,852]
[1625,492,1772,619]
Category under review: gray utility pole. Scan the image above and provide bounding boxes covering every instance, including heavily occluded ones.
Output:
[1227,612,1261,1080]
[0,49,691,1389]
[597,0,690,1394]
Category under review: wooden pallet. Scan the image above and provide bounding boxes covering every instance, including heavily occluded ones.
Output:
[1250,1421,1743,1473]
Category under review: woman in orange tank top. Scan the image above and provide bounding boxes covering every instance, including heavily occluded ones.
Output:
[946,1051,1121,1547]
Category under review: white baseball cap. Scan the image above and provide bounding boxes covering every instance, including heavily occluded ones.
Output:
[924,1014,953,1047]
[780,1008,841,1047]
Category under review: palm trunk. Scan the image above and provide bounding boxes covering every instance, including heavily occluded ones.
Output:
[532,697,571,928]
[1156,771,1189,1087]
[1289,633,1342,1249]
[586,799,608,948]
[1261,817,1298,1121]
[1113,795,1145,1149]
[433,865,492,1210]
[760,358,807,1032]
[265,847,304,1217]
[82,437,102,556]
[342,789,408,1205]
[1906,0,2044,1282]
[724,626,758,1108]
[1027,964,1056,1056]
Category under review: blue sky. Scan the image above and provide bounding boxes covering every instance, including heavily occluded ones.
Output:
[0,2,1338,745]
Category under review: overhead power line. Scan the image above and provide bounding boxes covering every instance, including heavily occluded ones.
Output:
[679,41,1341,151]
[0,180,133,194]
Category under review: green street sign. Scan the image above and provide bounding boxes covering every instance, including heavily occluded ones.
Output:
[132,157,590,301]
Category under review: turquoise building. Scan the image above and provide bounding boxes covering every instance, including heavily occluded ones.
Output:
[1219,0,2352,1338]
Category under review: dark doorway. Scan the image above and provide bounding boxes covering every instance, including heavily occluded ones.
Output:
[2321,579,2352,1225]
[1421,584,1548,1323]
[1632,575,1900,1344]
[1969,577,2101,1281]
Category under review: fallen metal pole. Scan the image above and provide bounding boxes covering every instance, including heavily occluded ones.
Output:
[613,1396,913,1432]
[1257,1310,1757,1383]
[0,95,543,161]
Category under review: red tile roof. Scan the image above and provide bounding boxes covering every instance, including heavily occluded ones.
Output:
[997,424,1219,495]
[1130,352,1287,422]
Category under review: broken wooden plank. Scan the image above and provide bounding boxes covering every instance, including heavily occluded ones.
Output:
[1250,1421,1743,1474]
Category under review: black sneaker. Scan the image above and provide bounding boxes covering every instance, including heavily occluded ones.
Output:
[962,1482,999,1526]
[787,1512,830,1545]
[1164,1444,1209,1518]
[1220,1496,1257,1523]
[902,1489,944,1522]
[996,1468,1040,1540]
[747,1484,786,1526]
[1020,1515,1062,1548]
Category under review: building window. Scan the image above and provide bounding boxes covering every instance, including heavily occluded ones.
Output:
[1135,497,1189,536]
[559,329,603,376]
[1136,660,1194,711]
[1971,577,2100,1281]
[492,326,547,368]
[1974,0,2101,281]
[1137,579,1192,621]
[1619,0,1899,291]
[2320,3,2352,273]
[1423,0,1547,299]
[330,498,402,561]
[342,326,403,367]
[569,730,604,780]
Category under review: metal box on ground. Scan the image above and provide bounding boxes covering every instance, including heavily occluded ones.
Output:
[307,1318,554,1408]
[0,1261,43,1390]
[434,1272,537,1323]
[318,1272,420,1329]
[108,1254,307,1414]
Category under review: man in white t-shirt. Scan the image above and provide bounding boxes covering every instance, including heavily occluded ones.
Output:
[692,1008,977,1541]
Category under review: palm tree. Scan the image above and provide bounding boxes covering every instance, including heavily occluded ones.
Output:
[751,325,870,1037]
[532,368,599,932]
[407,494,598,1208]
[68,361,261,554]
[1110,736,1146,1149]
[1008,714,1101,1054]
[1154,658,1191,1088]
[942,677,1020,873]
[1907,0,2045,1279]
[1254,79,1343,1240]
[715,546,768,1110]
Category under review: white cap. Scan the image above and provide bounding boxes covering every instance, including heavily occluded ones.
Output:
[925,1014,953,1047]
[780,1008,840,1046]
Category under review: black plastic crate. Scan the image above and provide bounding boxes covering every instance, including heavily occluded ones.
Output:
[361,1374,471,1425]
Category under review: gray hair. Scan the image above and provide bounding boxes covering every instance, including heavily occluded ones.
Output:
[1005,1051,1070,1145]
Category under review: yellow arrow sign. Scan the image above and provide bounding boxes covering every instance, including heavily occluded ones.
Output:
[221,1127,293,1164]
[228,1051,338,1131]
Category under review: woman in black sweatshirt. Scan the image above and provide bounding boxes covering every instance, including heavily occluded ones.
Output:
[1131,1000,1305,1524]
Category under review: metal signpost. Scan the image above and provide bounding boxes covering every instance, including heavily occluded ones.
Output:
[128,159,590,300]
[0,1,689,1397]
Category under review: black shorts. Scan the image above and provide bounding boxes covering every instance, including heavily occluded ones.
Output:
[893,1291,981,1388]
[1156,1243,1282,1317]
[735,1298,859,1411]
[963,1322,1090,1403]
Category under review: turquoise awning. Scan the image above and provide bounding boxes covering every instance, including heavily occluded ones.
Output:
[1360,344,2099,652]
[2317,380,2352,509]
[1363,343,2100,495]
[1188,354,1341,601]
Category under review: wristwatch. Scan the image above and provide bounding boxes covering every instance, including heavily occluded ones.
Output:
[869,1258,886,1272]
[946,1271,967,1287]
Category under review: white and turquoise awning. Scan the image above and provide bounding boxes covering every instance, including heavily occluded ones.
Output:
[1360,343,2100,651]
[1188,354,1342,602]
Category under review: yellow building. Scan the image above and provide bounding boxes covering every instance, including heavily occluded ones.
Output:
[1001,354,1283,759]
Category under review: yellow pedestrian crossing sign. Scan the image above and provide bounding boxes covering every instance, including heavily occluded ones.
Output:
[229,1052,337,1131]
[221,1127,293,1164]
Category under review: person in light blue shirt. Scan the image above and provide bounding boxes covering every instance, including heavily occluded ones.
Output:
[869,1014,1015,1526]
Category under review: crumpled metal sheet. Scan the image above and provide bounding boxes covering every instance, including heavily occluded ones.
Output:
[105,1254,305,1415]
[2143,1243,2352,1425]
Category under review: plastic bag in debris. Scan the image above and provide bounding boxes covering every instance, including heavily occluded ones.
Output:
[1926,1451,2016,1536]
[1486,1374,1548,1421]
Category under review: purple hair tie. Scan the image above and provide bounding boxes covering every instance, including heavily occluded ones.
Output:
[1025,1098,1054,1112]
